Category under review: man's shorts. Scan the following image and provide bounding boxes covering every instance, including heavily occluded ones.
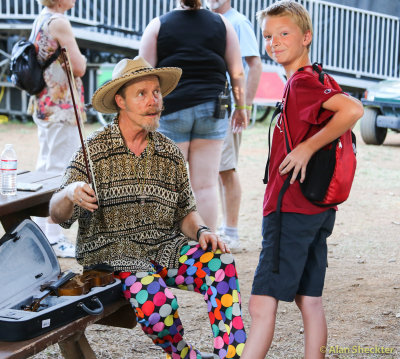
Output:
[219,124,242,172]
[159,100,229,143]
[251,209,336,302]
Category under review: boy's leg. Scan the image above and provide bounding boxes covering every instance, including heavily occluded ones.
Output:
[240,294,278,359]
[245,210,335,357]
[160,241,246,359]
[294,210,335,359]
[295,295,326,359]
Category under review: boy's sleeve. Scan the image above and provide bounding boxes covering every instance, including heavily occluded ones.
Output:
[293,74,343,125]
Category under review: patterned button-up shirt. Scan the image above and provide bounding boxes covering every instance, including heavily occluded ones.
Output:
[59,118,196,272]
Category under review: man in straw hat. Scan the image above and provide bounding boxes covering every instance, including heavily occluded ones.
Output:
[49,57,246,359]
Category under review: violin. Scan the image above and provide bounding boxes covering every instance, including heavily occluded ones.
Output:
[57,269,115,296]
[23,270,114,312]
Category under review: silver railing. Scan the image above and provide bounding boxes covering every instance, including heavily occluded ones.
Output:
[233,0,400,80]
[0,0,399,80]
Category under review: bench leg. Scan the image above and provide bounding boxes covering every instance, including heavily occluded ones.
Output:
[58,331,96,359]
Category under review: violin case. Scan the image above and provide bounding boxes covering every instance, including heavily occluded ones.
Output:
[0,219,122,341]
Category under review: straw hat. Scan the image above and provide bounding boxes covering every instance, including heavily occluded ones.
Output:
[91,57,182,114]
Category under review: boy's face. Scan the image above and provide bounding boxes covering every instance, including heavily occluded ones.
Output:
[261,15,312,71]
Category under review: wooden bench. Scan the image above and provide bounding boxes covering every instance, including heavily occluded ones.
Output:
[0,299,136,359]
[0,175,137,358]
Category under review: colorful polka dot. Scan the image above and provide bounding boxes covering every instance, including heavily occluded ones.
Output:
[208,258,222,271]
[153,291,167,306]
[129,281,142,294]
[200,252,214,263]
[142,301,155,316]
[214,336,224,349]
[136,290,148,304]
[124,275,137,286]
[141,275,154,285]
[122,242,245,359]
[147,280,161,294]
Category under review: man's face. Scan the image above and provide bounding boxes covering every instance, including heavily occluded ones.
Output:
[115,75,163,132]
[206,0,228,11]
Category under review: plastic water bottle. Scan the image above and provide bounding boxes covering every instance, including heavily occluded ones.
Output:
[1,144,17,196]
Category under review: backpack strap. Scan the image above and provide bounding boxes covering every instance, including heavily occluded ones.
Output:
[271,79,294,273]
[29,13,52,43]
[42,47,61,70]
[262,76,294,273]
[29,13,61,71]
[262,102,283,185]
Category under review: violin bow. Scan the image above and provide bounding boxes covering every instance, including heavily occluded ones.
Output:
[60,47,98,199]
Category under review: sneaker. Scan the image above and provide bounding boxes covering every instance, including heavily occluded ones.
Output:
[51,238,76,258]
[216,226,225,236]
[219,233,240,252]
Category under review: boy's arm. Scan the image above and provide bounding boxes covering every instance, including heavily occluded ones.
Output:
[279,93,364,184]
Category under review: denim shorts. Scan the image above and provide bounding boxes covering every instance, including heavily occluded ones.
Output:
[159,100,229,143]
[251,209,336,302]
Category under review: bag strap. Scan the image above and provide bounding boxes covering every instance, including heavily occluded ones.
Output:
[42,46,61,70]
[262,102,282,185]
[29,13,52,43]
[29,13,61,70]
[266,63,327,273]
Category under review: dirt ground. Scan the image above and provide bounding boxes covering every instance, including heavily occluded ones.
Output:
[0,120,399,359]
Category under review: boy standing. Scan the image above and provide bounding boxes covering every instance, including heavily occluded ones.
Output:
[241,2,363,358]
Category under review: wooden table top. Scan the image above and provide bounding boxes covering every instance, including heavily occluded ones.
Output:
[0,171,62,217]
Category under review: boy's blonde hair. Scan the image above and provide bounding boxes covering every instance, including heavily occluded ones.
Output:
[257,1,313,47]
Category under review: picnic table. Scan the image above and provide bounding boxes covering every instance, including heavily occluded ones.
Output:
[0,171,61,233]
[0,171,137,358]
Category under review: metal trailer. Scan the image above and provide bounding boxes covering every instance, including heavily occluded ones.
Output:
[360,99,400,145]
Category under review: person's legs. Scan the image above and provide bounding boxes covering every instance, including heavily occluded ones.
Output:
[176,142,190,161]
[218,169,241,246]
[34,119,81,175]
[188,139,223,231]
[240,294,278,359]
[295,295,326,359]
[219,170,241,229]
[33,119,80,256]
[159,241,246,358]
[116,271,201,358]
[293,210,335,359]
[34,116,50,173]
[218,128,242,246]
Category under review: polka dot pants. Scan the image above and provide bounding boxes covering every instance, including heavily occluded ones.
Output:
[114,241,246,359]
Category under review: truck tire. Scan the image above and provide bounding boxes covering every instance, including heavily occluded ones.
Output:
[360,107,387,145]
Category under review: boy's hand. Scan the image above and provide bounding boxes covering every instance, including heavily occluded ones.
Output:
[279,142,314,184]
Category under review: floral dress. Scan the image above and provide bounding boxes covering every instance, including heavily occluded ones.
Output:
[27,11,86,125]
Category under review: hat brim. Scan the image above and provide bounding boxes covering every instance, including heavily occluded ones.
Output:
[91,67,182,114]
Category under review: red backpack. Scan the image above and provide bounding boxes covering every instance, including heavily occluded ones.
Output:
[264,63,357,273]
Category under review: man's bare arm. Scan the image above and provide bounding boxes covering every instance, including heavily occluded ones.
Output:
[50,182,97,223]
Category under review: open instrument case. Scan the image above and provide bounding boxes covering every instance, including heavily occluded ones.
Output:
[0,219,122,341]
